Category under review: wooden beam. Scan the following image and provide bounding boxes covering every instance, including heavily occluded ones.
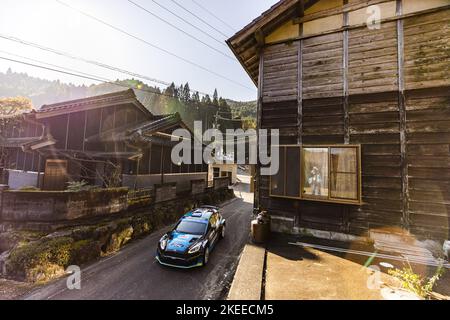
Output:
[82,110,88,152]
[343,1,350,144]
[64,113,70,151]
[269,4,450,47]
[294,0,394,25]
[297,23,303,145]
[255,49,264,213]
[396,0,409,230]
[255,28,265,47]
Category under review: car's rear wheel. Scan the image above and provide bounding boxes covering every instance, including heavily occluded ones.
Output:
[203,246,210,265]
[220,224,226,239]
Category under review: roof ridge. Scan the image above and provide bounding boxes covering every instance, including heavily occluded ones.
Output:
[39,89,136,110]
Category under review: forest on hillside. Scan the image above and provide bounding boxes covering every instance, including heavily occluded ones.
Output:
[0,68,256,131]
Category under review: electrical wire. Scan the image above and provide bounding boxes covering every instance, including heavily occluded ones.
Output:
[0,55,186,101]
[54,0,253,91]
[191,0,237,33]
[150,0,227,47]
[126,0,234,60]
[169,0,230,38]
[0,33,211,97]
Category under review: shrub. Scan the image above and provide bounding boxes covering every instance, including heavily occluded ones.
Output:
[388,262,446,299]
[70,240,101,265]
[6,237,74,282]
[66,180,93,192]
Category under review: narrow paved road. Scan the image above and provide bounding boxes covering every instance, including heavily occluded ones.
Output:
[24,177,253,300]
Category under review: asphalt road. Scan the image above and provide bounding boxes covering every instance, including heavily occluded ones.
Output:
[24,176,253,300]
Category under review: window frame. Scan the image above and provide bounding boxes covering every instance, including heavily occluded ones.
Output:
[269,144,362,205]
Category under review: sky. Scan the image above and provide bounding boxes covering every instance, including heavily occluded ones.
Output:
[0,0,279,101]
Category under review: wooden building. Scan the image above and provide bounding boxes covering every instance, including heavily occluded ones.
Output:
[0,90,208,191]
[228,0,450,243]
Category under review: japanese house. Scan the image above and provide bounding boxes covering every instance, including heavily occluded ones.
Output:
[228,0,450,243]
[0,89,208,191]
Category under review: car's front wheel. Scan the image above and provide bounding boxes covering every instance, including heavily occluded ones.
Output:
[203,246,210,265]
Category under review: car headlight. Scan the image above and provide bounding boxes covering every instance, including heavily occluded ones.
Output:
[188,242,202,254]
[160,237,168,251]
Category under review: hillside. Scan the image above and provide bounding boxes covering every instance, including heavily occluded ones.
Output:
[0,68,256,131]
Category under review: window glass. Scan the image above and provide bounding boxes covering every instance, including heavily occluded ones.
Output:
[270,146,285,196]
[286,147,301,197]
[175,221,207,235]
[302,148,329,198]
[330,147,358,200]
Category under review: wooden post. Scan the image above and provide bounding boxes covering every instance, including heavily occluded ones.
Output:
[160,146,164,185]
[36,154,42,189]
[297,24,303,146]
[254,46,264,213]
[82,110,88,151]
[396,0,409,229]
[134,156,140,190]
[64,113,70,150]
[343,1,350,145]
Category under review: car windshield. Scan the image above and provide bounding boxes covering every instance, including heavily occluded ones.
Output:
[175,220,207,235]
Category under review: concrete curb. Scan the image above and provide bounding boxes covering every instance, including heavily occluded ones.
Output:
[227,243,265,300]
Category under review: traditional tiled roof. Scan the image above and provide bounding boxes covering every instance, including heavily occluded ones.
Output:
[38,148,143,161]
[128,113,181,136]
[0,135,55,150]
[84,113,183,145]
[35,89,152,119]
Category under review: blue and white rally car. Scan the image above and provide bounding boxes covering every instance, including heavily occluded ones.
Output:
[156,206,226,268]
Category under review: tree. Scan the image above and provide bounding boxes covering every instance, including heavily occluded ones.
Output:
[0,96,33,117]
[0,97,32,184]
[202,94,212,105]
[181,82,191,103]
[191,91,201,104]
[164,82,176,97]
[213,89,219,106]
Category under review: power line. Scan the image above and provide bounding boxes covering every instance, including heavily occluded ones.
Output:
[0,33,210,97]
[54,0,253,91]
[147,0,227,48]
[0,54,223,110]
[0,49,111,83]
[126,0,234,61]
[191,0,237,33]
[169,0,230,39]
[0,55,177,100]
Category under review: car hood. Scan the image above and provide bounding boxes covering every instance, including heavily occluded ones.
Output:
[166,232,202,252]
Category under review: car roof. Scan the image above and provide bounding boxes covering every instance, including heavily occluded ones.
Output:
[183,207,216,222]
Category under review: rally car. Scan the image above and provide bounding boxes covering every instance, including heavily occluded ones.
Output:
[156,206,226,268]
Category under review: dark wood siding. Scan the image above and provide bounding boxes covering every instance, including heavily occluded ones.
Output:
[262,43,298,103]
[406,87,450,238]
[257,7,450,241]
[302,33,343,99]
[404,10,450,90]
[348,21,398,94]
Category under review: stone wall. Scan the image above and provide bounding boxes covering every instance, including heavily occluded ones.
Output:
[0,188,129,222]
[191,179,206,195]
[0,186,235,283]
[154,183,177,203]
[214,177,231,190]
[122,173,207,192]
[0,177,231,229]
